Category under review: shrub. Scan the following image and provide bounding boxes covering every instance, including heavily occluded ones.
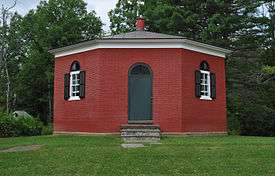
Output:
[0,113,19,137]
[0,113,43,138]
[16,116,43,136]
[239,104,275,136]
[42,123,53,135]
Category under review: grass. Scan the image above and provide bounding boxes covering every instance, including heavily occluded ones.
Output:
[0,135,275,176]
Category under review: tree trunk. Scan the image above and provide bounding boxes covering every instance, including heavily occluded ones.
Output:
[47,82,52,125]
[1,1,16,113]
[3,55,10,113]
[1,8,10,113]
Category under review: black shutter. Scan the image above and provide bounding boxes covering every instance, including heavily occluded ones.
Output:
[79,71,86,98]
[210,73,216,99]
[195,70,201,97]
[64,73,70,100]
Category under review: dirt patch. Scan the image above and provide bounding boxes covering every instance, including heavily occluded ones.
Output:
[0,145,42,153]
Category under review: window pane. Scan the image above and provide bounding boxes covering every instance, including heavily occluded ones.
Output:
[201,73,205,84]
[70,72,81,98]
[130,65,150,75]
[76,85,80,92]
[200,85,204,91]
[200,71,211,98]
[200,61,210,71]
[71,61,80,71]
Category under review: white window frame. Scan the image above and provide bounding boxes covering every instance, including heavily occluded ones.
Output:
[69,70,81,101]
[200,70,212,100]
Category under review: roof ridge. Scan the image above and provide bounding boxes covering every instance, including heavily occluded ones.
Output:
[103,30,185,39]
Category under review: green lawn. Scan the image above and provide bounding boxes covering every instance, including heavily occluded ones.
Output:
[0,135,275,176]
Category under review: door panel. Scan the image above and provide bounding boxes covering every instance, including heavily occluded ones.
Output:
[128,65,152,121]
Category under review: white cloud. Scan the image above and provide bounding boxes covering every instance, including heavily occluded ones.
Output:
[1,0,118,32]
[0,0,40,15]
[85,0,118,32]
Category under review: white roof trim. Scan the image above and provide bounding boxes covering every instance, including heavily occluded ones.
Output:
[50,39,231,58]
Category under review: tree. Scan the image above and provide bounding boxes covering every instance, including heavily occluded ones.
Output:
[109,0,262,48]
[108,0,144,34]
[12,0,102,123]
[262,1,275,79]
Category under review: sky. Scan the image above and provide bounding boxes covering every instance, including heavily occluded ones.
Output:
[1,0,118,32]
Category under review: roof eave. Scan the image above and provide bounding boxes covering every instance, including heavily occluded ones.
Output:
[50,39,232,58]
[48,40,98,54]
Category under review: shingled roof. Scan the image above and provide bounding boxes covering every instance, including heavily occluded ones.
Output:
[103,30,185,40]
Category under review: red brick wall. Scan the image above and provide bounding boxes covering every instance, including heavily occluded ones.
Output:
[181,49,227,132]
[53,48,227,133]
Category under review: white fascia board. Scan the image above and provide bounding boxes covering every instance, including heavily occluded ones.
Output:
[52,39,231,58]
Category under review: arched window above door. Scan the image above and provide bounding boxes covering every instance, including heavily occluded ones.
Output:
[130,64,151,75]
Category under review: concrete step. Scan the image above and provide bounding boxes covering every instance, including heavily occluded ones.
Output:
[120,124,161,142]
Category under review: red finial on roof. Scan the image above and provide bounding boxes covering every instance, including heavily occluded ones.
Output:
[135,17,145,31]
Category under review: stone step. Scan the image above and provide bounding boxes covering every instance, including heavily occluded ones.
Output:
[120,124,161,142]
[121,132,160,137]
[121,124,160,130]
[122,136,160,142]
[121,129,160,133]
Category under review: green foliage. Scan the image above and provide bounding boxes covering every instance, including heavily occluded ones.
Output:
[42,123,53,135]
[0,113,18,137]
[16,116,43,136]
[263,65,275,74]
[108,0,142,34]
[109,0,261,47]
[0,113,43,138]
[239,104,275,136]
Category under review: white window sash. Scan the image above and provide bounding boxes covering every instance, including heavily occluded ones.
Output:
[69,70,80,101]
[200,70,212,100]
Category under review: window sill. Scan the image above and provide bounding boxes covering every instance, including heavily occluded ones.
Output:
[68,97,81,101]
[200,96,212,101]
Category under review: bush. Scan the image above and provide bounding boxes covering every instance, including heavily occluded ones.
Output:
[227,111,241,135]
[239,104,275,136]
[0,113,19,137]
[0,113,43,138]
[16,116,43,136]
[42,123,53,135]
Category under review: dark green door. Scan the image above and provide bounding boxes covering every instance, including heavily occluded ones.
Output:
[128,64,152,122]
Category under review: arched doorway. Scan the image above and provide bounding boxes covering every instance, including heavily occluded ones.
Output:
[128,63,152,122]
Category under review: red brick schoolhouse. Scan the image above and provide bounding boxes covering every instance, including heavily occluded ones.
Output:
[50,18,231,134]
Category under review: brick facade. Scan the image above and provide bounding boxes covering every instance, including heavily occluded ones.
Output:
[53,48,227,133]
